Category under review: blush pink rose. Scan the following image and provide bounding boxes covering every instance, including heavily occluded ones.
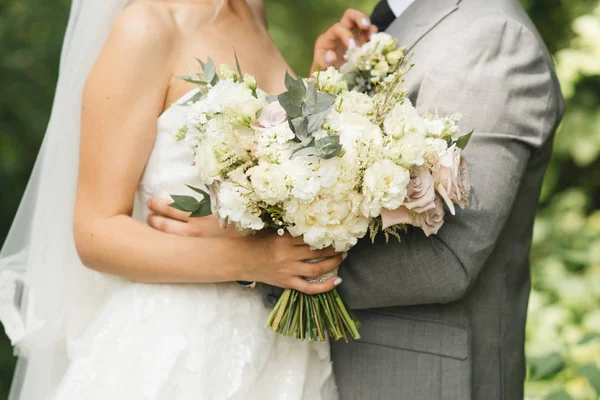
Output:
[381,206,411,230]
[251,101,287,131]
[411,196,445,236]
[404,166,437,213]
[432,145,470,215]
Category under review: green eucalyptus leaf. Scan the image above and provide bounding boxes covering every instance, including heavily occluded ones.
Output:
[185,91,206,104]
[291,117,309,141]
[186,185,210,197]
[189,200,212,217]
[291,137,316,156]
[305,81,318,105]
[456,130,473,150]
[293,146,319,157]
[284,71,296,90]
[169,195,201,212]
[306,109,330,132]
[284,72,306,104]
[176,75,207,85]
[195,57,205,70]
[303,91,335,115]
[577,364,600,393]
[204,57,216,84]
[315,135,342,159]
[279,93,302,119]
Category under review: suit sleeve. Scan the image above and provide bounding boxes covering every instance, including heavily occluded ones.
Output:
[337,17,560,309]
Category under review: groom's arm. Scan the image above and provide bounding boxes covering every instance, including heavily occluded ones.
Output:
[337,16,563,310]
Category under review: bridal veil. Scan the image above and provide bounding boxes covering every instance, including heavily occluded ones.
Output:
[0,1,132,398]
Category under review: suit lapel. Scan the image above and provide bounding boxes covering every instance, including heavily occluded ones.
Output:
[386,0,461,52]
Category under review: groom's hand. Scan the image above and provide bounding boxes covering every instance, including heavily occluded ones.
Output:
[311,9,377,73]
[146,198,241,238]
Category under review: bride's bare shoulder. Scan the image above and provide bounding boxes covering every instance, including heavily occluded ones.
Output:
[107,1,178,55]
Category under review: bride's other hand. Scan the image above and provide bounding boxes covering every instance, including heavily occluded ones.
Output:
[146,198,241,238]
[311,9,377,73]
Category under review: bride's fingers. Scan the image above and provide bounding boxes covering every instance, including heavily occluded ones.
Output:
[147,197,190,222]
[147,214,190,236]
[296,254,344,278]
[340,9,372,31]
[359,24,378,45]
[340,9,375,45]
[288,275,342,296]
[296,246,339,260]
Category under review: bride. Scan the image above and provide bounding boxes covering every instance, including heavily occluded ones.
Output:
[0,0,374,399]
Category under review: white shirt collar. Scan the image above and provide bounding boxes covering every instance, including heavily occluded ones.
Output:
[387,0,416,17]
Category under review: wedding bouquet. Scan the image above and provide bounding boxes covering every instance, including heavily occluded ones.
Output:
[169,41,471,342]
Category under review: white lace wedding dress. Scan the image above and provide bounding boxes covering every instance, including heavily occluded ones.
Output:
[52,89,338,400]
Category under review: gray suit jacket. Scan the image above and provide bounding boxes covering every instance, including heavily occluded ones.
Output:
[265,0,564,398]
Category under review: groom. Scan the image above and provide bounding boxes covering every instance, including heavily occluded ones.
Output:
[308,0,564,399]
[149,0,564,398]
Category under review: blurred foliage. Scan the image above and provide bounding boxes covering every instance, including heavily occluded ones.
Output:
[0,0,599,399]
[525,3,600,399]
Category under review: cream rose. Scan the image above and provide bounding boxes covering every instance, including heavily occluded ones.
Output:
[404,166,437,213]
[411,196,445,236]
[381,206,411,230]
[433,145,470,215]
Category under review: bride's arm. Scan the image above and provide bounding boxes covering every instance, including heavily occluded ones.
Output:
[74,9,342,293]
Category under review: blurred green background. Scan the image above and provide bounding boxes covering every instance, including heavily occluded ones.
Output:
[0,0,599,398]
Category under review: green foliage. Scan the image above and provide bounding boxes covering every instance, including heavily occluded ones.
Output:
[525,4,600,399]
[0,0,599,398]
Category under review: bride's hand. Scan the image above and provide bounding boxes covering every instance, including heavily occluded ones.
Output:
[147,198,241,238]
[147,197,344,294]
[243,232,345,295]
[311,9,378,73]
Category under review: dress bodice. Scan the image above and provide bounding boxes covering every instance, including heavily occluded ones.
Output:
[134,89,204,220]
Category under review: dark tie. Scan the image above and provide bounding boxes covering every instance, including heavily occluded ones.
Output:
[370,0,397,32]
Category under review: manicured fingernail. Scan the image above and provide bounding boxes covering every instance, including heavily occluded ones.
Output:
[334,278,343,286]
[342,252,348,260]
[361,17,371,27]
[325,51,335,64]
[348,38,357,48]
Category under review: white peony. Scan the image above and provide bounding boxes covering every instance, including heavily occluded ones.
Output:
[334,91,375,117]
[248,161,290,205]
[362,159,410,216]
